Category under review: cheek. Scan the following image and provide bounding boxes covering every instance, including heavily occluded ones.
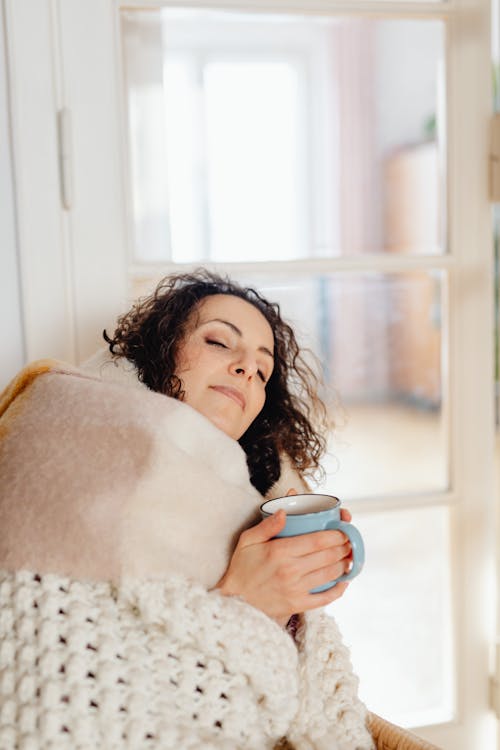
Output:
[174,356,202,403]
[175,340,203,376]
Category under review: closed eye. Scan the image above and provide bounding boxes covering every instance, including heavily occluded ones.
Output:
[206,338,228,348]
[206,337,268,382]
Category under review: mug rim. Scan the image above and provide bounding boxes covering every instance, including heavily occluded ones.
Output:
[260,493,340,517]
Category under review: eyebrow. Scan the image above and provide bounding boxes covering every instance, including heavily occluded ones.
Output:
[204,318,274,359]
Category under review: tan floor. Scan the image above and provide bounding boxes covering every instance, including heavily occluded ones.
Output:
[321,401,446,499]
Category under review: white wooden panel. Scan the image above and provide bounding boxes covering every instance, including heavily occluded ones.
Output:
[4,0,73,362]
[119,0,453,14]
[416,0,496,746]
[0,2,25,389]
[57,0,128,362]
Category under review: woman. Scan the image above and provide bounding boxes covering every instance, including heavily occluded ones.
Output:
[103,269,353,626]
[0,269,373,749]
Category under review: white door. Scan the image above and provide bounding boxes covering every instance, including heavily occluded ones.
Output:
[5,0,497,747]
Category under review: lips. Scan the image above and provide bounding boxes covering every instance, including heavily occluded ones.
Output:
[210,385,246,410]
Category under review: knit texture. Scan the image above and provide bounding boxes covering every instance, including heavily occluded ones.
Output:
[0,570,374,750]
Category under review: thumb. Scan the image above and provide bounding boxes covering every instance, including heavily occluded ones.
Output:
[242,509,286,546]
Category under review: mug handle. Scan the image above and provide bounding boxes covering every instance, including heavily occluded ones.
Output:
[327,520,365,582]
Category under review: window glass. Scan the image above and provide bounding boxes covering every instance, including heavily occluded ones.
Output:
[249,271,447,498]
[330,505,453,727]
[121,10,446,261]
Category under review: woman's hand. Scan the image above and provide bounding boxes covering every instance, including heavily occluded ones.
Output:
[215,500,353,626]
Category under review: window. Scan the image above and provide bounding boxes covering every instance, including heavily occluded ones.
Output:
[121,10,445,264]
[120,6,453,730]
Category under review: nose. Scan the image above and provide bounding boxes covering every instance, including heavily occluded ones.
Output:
[230,355,258,380]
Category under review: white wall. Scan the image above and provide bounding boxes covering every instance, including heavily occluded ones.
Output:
[0,1,25,390]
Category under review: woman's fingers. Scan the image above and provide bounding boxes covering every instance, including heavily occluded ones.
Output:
[302,557,352,591]
[293,540,352,592]
[340,507,352,522]
[293,541,352,575]
[310,580,350,607]
[275,528,348,558]
[239,510,286,546]
[292,580,351,613]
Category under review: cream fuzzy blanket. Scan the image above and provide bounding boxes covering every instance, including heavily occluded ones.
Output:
[0,353,374,750]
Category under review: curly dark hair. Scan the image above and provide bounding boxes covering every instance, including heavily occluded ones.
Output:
[103,269,329,495]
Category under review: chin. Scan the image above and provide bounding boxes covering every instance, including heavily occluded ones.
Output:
[206,414,240,440]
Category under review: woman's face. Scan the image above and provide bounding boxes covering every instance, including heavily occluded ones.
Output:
[175,294,275,440]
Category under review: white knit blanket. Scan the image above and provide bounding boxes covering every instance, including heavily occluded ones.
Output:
[0,353,374,750]
[0,571,372,750]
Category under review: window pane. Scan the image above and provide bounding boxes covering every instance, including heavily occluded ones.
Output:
[250,271,447,498]
[121,10,446,261]
[330,505,454,728]
[204,61,304,262]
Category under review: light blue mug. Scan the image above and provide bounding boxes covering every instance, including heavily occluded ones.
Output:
[260,493,365,593]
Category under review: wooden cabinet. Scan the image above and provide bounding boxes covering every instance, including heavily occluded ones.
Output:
[383,142,442,408]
